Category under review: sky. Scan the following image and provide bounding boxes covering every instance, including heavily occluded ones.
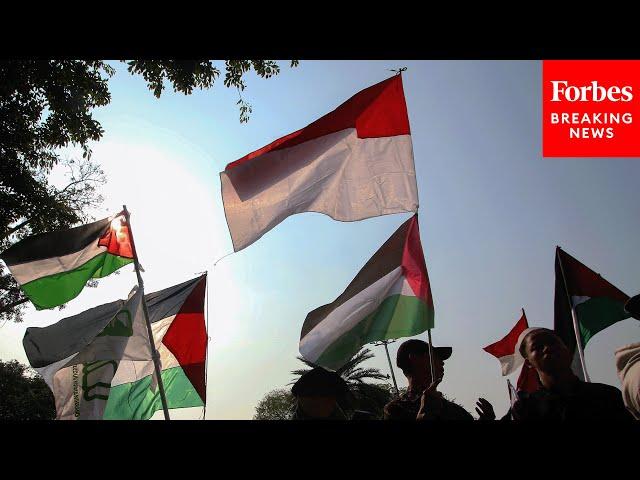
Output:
[1,60,640,419]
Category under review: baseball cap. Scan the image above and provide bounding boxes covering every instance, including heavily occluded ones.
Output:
[396,339,452,373]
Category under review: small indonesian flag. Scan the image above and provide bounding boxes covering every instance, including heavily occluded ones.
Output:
[220,75,419,252]
[1,213,133,310]
[483,310,530,376]
[516,362,541,393]
[299,214,433,370]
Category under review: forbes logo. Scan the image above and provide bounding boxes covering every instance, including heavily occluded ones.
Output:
[550,80,633,102]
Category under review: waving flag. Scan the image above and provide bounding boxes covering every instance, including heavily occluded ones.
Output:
[23,275,207,420]
[220,75,419,251]
[555,247,632,380]
[1,213,133,309]
[299,215,433,370]
[483,310,529,376]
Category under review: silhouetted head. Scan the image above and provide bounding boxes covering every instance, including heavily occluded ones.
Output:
[518,328,572,374]
[396,339,451,383]
[291,367,348,418]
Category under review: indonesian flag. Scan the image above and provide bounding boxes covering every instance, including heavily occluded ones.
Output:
[299,214,433,370]
[1,213,133,310]
[516,363,541,393]
[220,75,419,252]
[483,310,530,376]
[554,246,632,381]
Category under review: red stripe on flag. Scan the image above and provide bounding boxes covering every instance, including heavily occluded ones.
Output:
[161,277,207,401]
[97,216,134,259]
[483,312,529,359]
[401,215,433,307]
[225,75,410,170]
[516,363,541,393]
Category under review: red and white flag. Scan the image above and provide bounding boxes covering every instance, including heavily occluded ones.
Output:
[483,310,530,376]
[220,75,419,251]
[516,362,541,393]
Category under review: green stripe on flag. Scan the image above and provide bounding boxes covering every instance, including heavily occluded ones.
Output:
[575,296,630,346]
[316,294,433,370]
[103,366,204,420]
[21,252,132,310]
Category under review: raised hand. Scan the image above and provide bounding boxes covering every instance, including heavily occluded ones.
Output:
[475,397,496,421]
[417,377,443,420]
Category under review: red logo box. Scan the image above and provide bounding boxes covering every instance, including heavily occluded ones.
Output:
[543,60,640,157]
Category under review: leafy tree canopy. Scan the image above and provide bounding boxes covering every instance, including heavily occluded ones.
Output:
[253,388,295,420]
[254,349,395,420]
[0,59,298,322]
[0,359,55,420]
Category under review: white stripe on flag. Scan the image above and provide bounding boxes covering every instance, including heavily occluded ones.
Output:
[222,129,417,251]
[300,266,404,362]
[8,240,107,285]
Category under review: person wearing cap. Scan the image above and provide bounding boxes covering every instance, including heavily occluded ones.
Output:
[290,367,349,420]
[383,339,493,421]
[614,294,640,419]
[510,327,634,420]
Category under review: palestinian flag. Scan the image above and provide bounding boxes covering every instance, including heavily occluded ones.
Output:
[483,310,529,376]
[1,214,133,310]
[555,247,632,380]
[220,74,418,252]
[23,275,207,420]
[299,214,433,370]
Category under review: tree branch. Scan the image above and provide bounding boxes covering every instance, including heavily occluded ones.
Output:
[0,296,29,314]
[2,217,33,241]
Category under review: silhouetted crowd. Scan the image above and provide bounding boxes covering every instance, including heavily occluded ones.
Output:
[289,295,640,421]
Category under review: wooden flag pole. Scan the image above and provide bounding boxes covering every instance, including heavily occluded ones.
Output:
[556,247,590,382]
[122,205,171,420]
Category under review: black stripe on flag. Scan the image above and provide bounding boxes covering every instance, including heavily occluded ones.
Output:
[23,275,206,368]
[300,216,412,340]
[1,217,110,266]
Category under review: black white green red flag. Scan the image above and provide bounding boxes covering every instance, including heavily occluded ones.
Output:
[23,275,207,420]
[1,213,133,310]
[554,247,632,380]
[299,214,433,370]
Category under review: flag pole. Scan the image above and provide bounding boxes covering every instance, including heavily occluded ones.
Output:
[203,271,209,420]
[374,340,400,395]
[383,341,400,395]
[122,205,171,420]
[556,247,590,382]
[427,328,436,384]
[415,209,436,385]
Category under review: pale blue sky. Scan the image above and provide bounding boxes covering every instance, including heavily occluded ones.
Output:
[1,60,639,419]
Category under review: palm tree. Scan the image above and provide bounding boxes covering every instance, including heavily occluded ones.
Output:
[291,348,393,418]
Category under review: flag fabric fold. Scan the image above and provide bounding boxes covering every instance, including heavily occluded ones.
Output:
[1,214,133,310]
[554,247,632,380]
[483,310,530,376]
[299,214,433,370]
[220,75,419,252]
[23,275,207,420]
